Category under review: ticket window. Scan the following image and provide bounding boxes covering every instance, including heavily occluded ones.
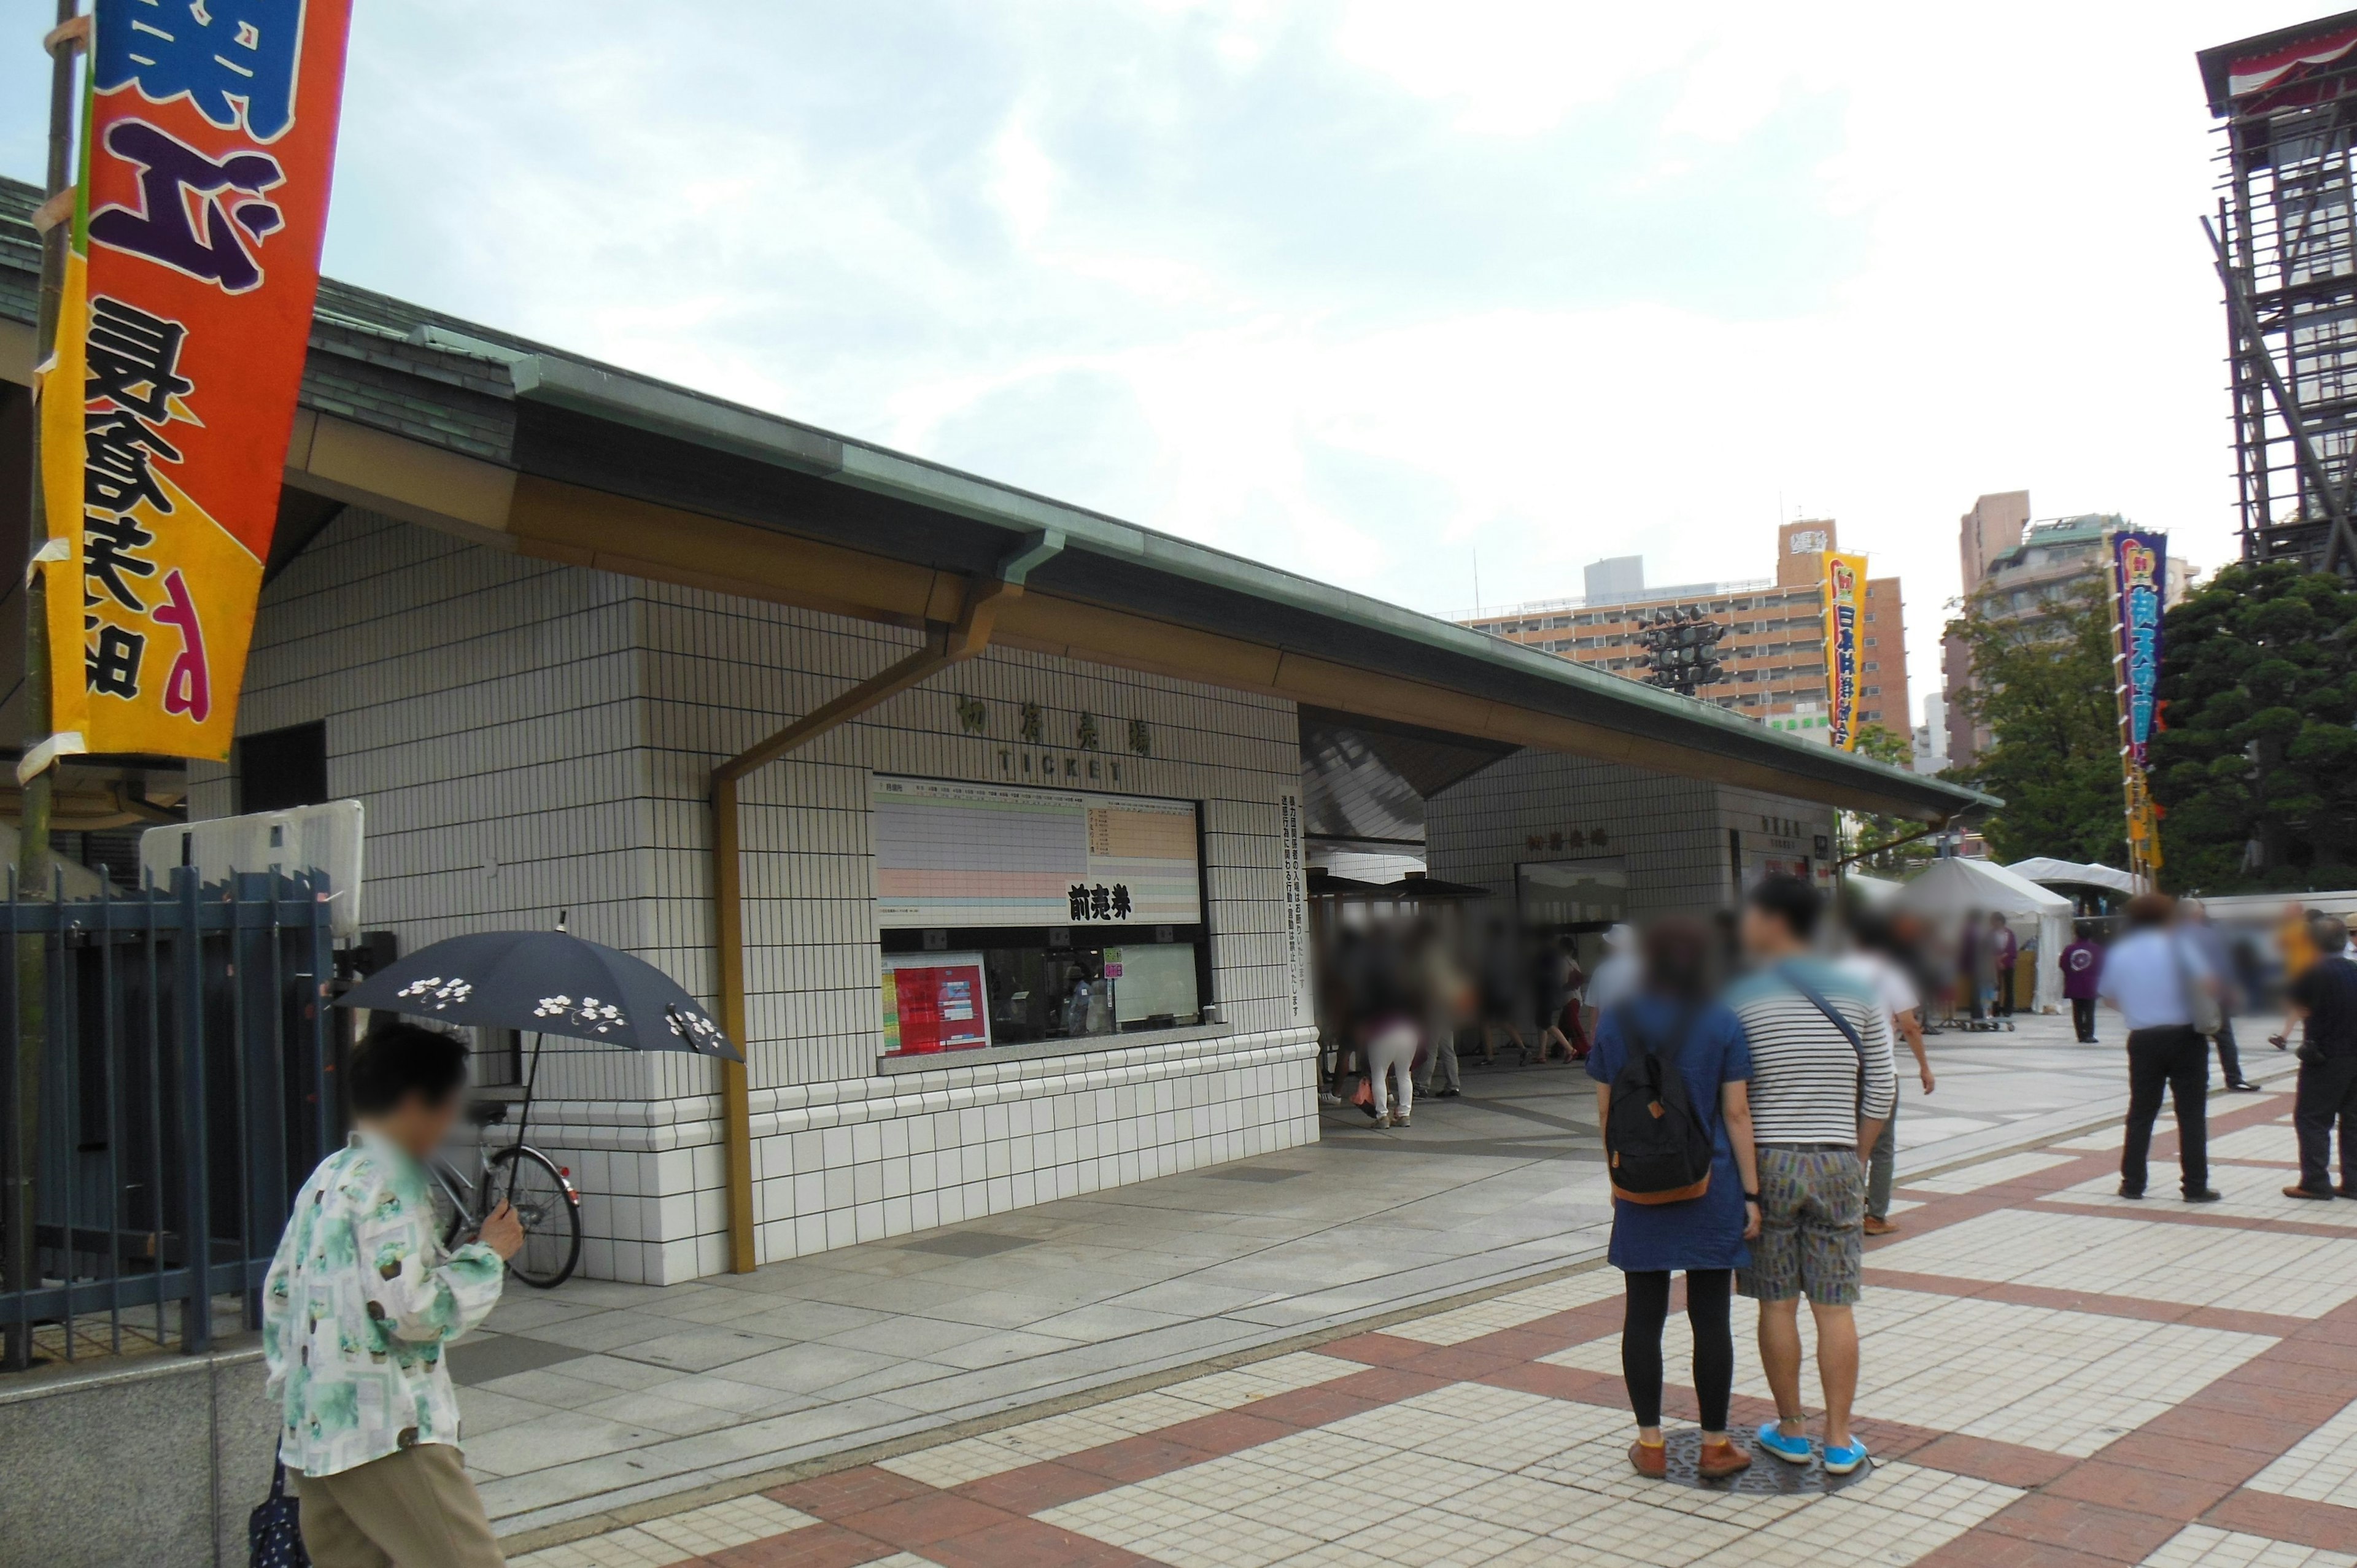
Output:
[882,930,1208,1055]
[872,774,1212,1059]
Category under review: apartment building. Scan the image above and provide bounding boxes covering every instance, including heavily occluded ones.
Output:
[1460,521,1911,740]
[1940,497,2194,770]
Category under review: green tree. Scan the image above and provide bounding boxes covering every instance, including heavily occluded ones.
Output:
[1843,724,1938,873]
[2150,562,2357,892]
[1944,577,2126,866]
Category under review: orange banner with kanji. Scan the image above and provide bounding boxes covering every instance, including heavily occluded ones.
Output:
[37,0,352,761]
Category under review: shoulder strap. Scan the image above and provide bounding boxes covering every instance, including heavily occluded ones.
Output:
[1613,1001,1701,1072]
[1777,964,1870,1114]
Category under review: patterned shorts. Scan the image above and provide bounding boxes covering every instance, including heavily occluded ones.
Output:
[1738,1146,1867,1306]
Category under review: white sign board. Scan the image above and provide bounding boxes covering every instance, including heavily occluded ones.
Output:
[873,776,1202,930]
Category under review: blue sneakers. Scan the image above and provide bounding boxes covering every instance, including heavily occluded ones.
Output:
[1755,1421,1870,1475]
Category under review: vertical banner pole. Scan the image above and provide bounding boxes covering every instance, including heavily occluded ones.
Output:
[8,0,83,1370]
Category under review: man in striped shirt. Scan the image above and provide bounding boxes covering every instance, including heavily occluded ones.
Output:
[1727,875,1897,1477]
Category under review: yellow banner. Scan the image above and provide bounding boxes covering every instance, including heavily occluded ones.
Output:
[1820,552,1868,751]
[36,0,352,763]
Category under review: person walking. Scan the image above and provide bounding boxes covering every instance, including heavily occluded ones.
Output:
[1587,917,1760,1481]
[1413,925,1467,1100]
[1728,875,1896,1478]
[2062,922,2105,1043]
[2097,893,2223,1203]
[265,1022,523,1568]
[1841,913,1934,1238]
[2285,915,2357,1200]
[1474,921,1532,1066]
[1959,915,1986,1022]
[1531,936,1579,1064]
[1584,923,1641,1037]
[1989,913,2019,1019]
[2183,900,2259,1091]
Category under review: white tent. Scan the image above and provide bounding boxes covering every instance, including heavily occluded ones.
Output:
[1891,857,2075,1011]
[2007,857,2139,898]
[1844,872,1904,906]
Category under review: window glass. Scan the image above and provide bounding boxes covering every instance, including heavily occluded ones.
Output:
[873,776,1210,1056]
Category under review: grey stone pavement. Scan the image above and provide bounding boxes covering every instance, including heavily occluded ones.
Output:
[453,1008,2297,1545]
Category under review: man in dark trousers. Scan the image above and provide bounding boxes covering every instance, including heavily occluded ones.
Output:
[2285,915,2357,1200]
[1989,913,2019,1019]
[2061,922,2105,1043]
[2097,894,2223,1203]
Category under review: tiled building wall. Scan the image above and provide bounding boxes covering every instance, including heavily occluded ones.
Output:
[1424,751,1732,919]
[199,511,1319,1284]
[1425,752,1838,924]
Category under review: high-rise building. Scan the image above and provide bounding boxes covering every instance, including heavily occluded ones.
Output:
[1943,491,2029,768]
[2200,13,2357,575]
[1459,522,1911,740]
[1913,693,1949,777]
[1940,498,2194,772]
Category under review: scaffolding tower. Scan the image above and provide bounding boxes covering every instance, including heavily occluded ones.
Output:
[2202,11,2357,577]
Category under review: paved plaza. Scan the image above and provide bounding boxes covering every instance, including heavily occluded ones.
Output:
[495,1066,2356,1567]
[435,1011,2357,1567]
[452,1014,2175,1536]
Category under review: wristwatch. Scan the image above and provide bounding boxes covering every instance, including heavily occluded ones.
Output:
[1743,1191,1761,1203]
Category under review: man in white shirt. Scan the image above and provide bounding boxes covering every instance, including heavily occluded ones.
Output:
[1840,913,1935,1237]
[1582,924,1640,1035]
[2097,894,2223,1203]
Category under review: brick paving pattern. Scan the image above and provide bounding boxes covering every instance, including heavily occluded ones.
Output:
[516,1088,2357,1567]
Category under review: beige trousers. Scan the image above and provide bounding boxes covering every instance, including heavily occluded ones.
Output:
[293,1444,506,1567]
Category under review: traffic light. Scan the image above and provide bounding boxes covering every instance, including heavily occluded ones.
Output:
[1635,605,1727,695]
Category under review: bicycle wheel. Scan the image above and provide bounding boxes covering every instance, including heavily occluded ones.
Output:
[488,1145,582,1289]
[427,1158,473,1252]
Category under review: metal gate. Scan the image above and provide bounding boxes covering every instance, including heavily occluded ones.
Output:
[0,868,338,1370]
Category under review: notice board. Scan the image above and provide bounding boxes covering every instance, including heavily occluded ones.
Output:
[873,776,1202,930]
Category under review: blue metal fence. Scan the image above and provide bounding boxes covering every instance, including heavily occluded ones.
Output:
[0,868,338,1370]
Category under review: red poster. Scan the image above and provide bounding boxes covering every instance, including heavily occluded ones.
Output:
[885,962,989,1055]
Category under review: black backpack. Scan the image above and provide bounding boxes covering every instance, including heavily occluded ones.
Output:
[1603,1005,1716,1205]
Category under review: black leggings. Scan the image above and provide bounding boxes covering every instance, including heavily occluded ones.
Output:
[1622,1269,1733,1431]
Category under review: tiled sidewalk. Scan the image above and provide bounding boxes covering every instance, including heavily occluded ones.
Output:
[509,1081,2357,1568]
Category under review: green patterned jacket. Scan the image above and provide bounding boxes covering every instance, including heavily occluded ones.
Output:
[262,1132,505,1476]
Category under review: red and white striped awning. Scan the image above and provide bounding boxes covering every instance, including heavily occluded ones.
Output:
[2229,23,2357,101]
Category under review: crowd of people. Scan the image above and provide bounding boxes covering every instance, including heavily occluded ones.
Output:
[252,879,2356,1564]
[1318,873,2357,1479]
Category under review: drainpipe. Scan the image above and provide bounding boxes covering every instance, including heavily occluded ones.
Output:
[710,530,1063,1272]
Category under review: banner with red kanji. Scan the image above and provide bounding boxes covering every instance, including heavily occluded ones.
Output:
[37,0,352,761]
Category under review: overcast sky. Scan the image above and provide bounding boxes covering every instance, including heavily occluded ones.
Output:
[0,2,2306,722]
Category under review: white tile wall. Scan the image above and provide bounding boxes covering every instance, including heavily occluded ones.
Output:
[1427,749,1820,918]
[198,510,1318,1283]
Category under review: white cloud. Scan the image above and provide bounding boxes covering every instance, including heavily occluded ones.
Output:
[11,0,2291,730]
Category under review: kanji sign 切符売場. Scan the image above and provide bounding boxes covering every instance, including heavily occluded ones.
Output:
[37,0,353,762]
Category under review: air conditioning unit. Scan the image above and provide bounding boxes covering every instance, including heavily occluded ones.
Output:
[140,800,365,938]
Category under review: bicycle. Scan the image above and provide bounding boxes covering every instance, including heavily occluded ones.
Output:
[427,1100,584,1289]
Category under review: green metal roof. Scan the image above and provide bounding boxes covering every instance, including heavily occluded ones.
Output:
[0,176,1993,823]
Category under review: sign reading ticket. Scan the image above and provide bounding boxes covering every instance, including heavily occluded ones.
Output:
[37,0,354,760]
[872,776,1203,929]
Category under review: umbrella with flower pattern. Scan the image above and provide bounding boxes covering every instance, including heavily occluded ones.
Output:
[335,925,740,1184]
[335,926,739,1060]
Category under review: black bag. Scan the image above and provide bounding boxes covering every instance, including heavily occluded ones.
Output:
[250,1457,310,1568]
[1603,1005,1714,1204]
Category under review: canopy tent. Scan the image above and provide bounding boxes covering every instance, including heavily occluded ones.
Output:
[1844,872,1904,906]
[1890,857,2075,1011]
[2007,857,2139,898]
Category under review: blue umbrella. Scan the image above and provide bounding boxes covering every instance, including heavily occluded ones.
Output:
[334,924,739,1161]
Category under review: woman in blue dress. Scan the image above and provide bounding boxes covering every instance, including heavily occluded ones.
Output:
[1585,917,1762,1480]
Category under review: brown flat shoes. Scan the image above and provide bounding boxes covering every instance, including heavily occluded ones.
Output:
[1628,1437,1753,1478]
[1697,1439,1753,1477]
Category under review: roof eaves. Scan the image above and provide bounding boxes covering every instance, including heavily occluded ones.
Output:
[505,350,1993,819]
